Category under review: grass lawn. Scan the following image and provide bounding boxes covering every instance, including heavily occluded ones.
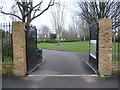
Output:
[112,55,120,61]
[37,41,89,53]
[38,41,120,61]
[112,42,120,61]
[112,42,119,53]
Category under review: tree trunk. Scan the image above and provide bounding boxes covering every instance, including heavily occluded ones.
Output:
[57,34,60,45]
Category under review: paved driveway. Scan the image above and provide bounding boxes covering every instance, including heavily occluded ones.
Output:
[2,49,119,88]
[31,49,94,75]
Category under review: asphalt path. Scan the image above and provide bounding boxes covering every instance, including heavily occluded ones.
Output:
[31,49,95,75]
[2,49,119,88]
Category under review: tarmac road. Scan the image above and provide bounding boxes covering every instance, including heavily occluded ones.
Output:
[31,49,95,75]
[2,49,119,88]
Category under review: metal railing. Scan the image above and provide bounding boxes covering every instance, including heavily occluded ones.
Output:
[0,23,12,62]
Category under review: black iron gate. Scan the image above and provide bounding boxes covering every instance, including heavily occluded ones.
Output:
[26,25,39,74]
[89,23,99,71]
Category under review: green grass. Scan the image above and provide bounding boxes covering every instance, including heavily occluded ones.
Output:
[37,41,119,53]
[112,42,119,53]
[112,42,120,61]
[37,41,120,61]
[37,41,89,53]
[112,55,120,61]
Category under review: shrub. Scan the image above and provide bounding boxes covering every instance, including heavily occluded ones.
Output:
[3,56,12,61]
[45,40,57,43]
[37,40,57,43]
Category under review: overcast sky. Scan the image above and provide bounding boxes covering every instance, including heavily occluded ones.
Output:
[1,0,119,31]
[0,0,77,32]
[32,0,77,30]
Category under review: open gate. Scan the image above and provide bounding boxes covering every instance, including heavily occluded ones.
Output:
[89,23,99,71]
[25,25,39,74]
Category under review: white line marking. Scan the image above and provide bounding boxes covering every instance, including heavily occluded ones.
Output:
[28,74,98,77]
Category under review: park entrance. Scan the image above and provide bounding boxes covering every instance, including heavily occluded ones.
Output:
[1,19,118,76]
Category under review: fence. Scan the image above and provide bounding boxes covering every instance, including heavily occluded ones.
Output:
[0,23,13,74]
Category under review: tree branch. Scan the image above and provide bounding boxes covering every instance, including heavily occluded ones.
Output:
[1,11,22,20]
[33,0,43,9]
[31,0,54,21]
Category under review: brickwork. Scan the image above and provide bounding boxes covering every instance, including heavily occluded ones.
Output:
[12,22,27,76]
[97,19,113,75]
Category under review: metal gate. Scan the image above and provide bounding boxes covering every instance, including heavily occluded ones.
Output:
[89,23,99,71]
[25,25,39,74]
[112,18,120,61]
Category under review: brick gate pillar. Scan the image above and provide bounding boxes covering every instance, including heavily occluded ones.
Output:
[97,18,112,76]
[12,22,27,76]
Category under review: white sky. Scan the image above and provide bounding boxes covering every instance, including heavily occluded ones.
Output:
[31,0,76,30]
[1,0,119,32]
[0,0,77,32]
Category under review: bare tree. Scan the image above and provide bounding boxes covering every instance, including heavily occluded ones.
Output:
[50,1,66,45]
[0,0,54,25]
[80,25,89,41]
[59,29,69,41]
[71,15,89,41]
[38,25,50,40]
[68,24,78,41]
[76,0,120,29]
